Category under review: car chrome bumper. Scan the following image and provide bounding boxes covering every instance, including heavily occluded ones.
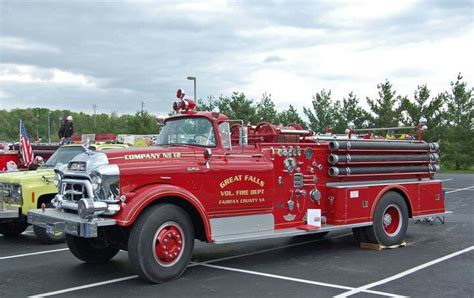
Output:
[27,208,116,238]
[0,204,19,219]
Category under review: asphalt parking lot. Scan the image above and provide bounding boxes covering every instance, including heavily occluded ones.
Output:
[1,173,472,298]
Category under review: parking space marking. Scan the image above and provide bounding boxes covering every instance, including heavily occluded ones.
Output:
[198,263,405,297]
[195,232,352,265]
[29,275,139,298]
[335,246,474,297]
[29,233,353,297]
[440,178,453,182]
[0,248,69,260]
[445,185,474,194]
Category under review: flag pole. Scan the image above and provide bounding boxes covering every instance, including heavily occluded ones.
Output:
[19,119,22,164]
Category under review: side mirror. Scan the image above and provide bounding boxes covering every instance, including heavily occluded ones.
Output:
[203,148,212,168]
[239,126,248,147]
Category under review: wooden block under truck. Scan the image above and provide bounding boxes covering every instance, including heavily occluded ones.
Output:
[28,89,449,283]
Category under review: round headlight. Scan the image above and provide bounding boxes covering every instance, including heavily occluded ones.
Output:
[53,172,62,187]
[91,175,102,191]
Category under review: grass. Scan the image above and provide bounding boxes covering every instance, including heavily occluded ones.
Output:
[439,165,474,174]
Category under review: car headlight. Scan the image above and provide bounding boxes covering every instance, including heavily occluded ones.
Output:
[1,183,22,204]
[53,170,63,188]
[91,174,102,191]
[89,164,120,202]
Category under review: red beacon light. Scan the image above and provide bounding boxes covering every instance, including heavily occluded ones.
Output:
[173,89,197,113]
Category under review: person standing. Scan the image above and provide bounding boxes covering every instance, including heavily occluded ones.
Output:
[58,116,74,145]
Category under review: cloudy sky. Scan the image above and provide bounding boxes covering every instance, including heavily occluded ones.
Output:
[0,0,472,116]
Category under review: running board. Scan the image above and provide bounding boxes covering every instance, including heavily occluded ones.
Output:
[212,222,372,244]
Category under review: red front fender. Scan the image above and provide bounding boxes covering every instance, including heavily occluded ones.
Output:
[114,184,211,241]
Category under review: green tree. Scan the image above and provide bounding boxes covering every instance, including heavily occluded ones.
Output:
[217,92,258,124]
[277,105,306,128]
[255,92,277,123]
[366,80,401,127]
[333,92,368,133]
[400,85,444,126]
[304,89,338,132]
[197,96,218,112]
[399,84,445,142]
[442,73,473,170]
[128,110,159,134]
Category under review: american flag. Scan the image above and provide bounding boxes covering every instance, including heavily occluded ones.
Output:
[20,121,34,167]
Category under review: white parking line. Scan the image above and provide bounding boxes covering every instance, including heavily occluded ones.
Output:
[0,248,69,260]
[29,275,139,298]
[440,178,453,182]
[445,185,474,194]
[195,232,352,265]
[30,233,354,297]
[335,246,474,297]
[198,263,405,297]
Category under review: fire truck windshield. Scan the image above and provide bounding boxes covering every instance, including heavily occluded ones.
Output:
[157,117,217,147]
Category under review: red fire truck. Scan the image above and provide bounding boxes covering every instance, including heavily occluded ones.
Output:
[28,89,448,283]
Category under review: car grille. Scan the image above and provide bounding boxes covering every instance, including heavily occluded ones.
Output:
[61,179,92,202]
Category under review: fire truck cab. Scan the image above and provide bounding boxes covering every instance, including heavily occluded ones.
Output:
[28,89,448,283]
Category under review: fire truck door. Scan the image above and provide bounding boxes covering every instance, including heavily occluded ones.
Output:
[207,150,274,215]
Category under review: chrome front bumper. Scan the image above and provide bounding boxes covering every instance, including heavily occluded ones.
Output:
[28,209,116,238]
[0,204,19,219]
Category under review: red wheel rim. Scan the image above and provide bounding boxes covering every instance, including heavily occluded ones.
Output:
[153,221,185,267]
[382,204,402,237]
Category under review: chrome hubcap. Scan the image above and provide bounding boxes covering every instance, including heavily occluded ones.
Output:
[383,214,392,227]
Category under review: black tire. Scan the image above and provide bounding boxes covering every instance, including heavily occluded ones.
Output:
[128,204,194,283]
[365,191,409,246]
[33,225,65,244]
[352,227,368,243]
[33,203,65,244]
[0,220,28,236]
[66,234,119,263]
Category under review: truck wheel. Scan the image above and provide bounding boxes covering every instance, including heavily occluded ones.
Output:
[128,204,194,283]
[365,192,408,246]
[0,220,28,236]
[66,234,119,263]
[33,225,65,244]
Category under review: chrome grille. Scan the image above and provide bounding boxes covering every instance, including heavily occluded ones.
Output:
[60,178,94,202]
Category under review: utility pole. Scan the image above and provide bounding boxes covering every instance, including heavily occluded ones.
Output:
[36,111,39,140]
[187,76,196,101]
[140,101,146,130]
[48,111,51,144]
[92,104,99,130]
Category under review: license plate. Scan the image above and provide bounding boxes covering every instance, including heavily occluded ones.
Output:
[46,224,56,235]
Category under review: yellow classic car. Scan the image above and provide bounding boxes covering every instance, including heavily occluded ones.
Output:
[0,143,127,244]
